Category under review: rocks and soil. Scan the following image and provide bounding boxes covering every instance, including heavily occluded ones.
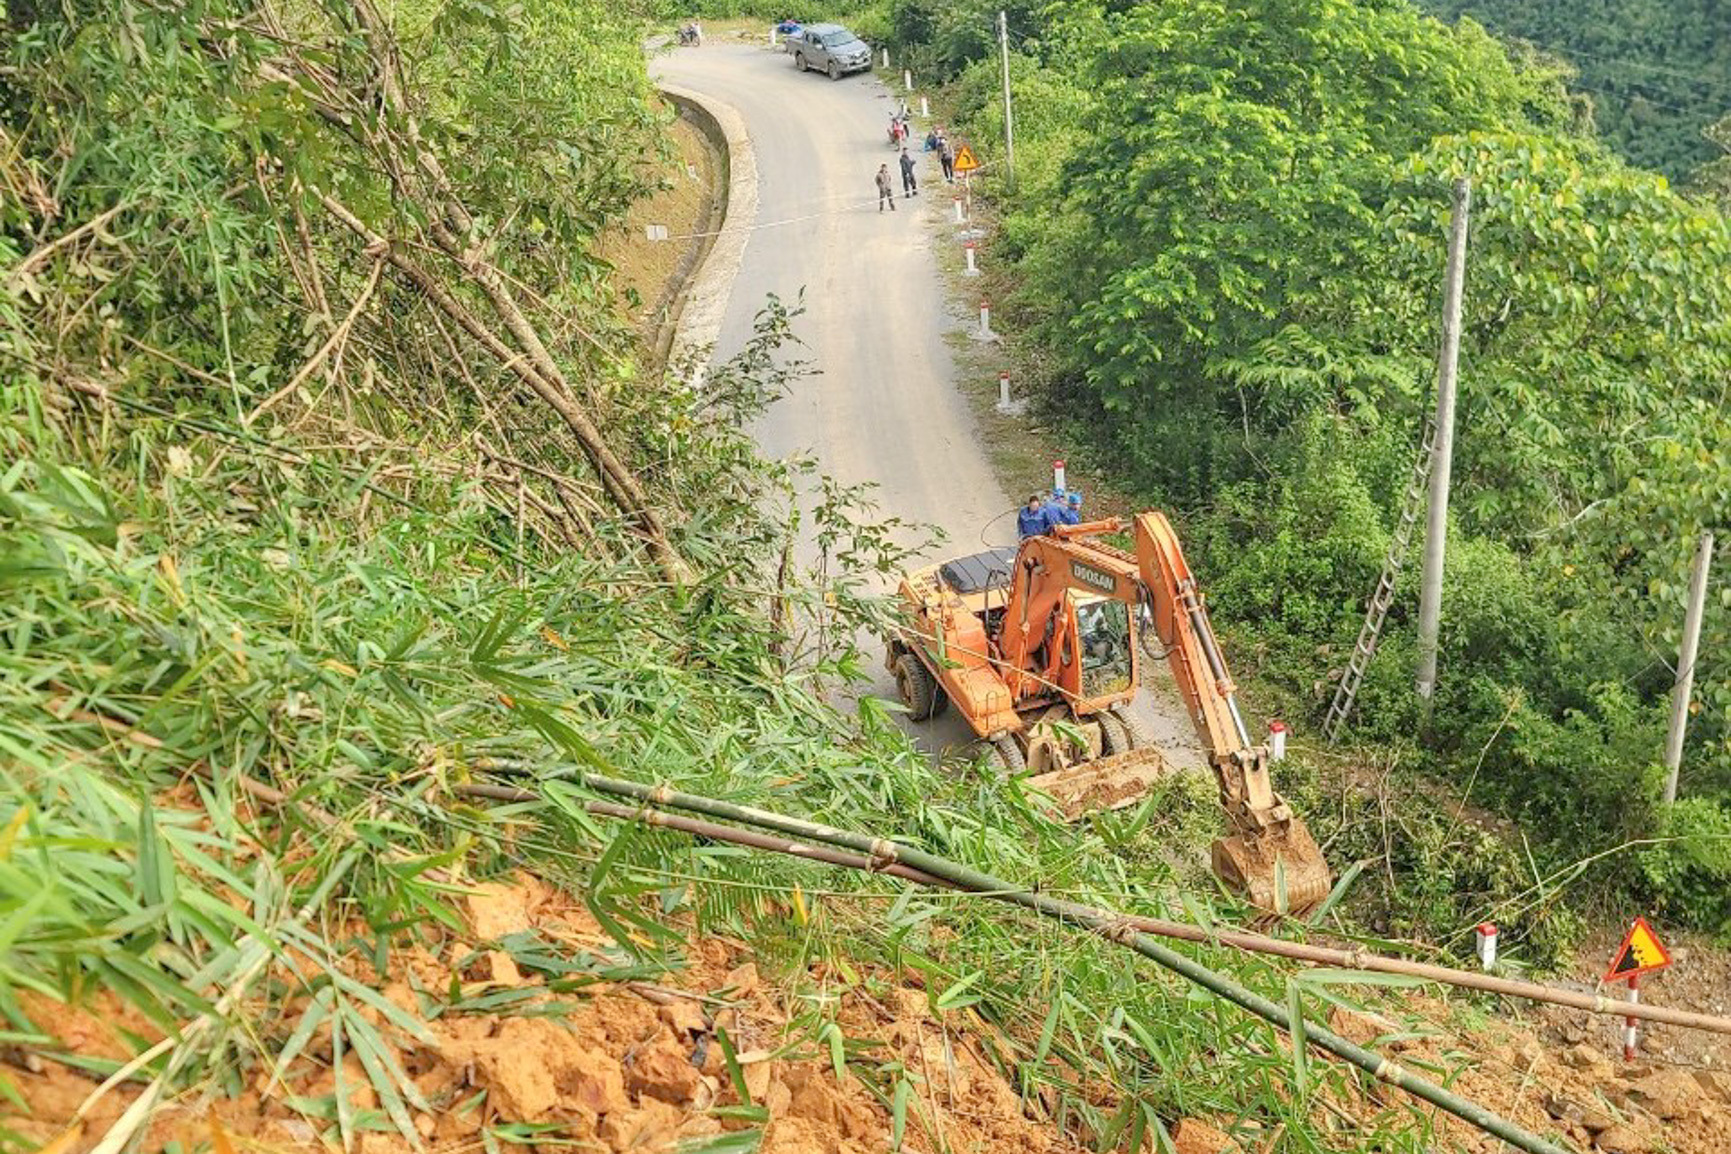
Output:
[10,870,1731,1154]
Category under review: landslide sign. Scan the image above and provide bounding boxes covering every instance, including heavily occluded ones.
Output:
[1603,916,1673,983]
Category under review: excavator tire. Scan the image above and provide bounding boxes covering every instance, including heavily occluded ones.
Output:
[1097,711,1135,756]
[986,735,1026,775]
[893,653,941,721]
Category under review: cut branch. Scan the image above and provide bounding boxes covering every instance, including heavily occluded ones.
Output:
[317,192,686,583]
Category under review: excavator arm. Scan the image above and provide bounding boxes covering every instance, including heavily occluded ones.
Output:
[1047,513,1332,912]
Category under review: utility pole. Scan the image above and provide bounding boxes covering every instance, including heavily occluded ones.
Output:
[1663,530,1714,805]
[1414,176,1471,709]
[998,10,1015,190]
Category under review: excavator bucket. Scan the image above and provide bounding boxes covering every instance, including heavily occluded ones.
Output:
[1211,818,1333,915]
[1026,747,1177,821]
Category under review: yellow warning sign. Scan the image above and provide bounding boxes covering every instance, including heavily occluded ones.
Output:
[952,143,981,174]
[1604,916,1673,983]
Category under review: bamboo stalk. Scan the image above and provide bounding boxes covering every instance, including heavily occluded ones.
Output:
[570,777,1572,1154]
[452,786,952,889]
[554,774,1731,1037]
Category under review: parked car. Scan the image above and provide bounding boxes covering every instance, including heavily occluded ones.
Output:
[787,24,871,79]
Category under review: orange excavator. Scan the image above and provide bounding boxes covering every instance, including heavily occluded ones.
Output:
[886,511,1332,912]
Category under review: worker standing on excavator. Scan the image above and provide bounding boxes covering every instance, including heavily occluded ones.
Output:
[1049,490,1082,527]
[1017,494,1052,539]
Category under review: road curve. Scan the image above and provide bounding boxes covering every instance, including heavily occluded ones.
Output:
[653,42,1007,548]
[652,41,1203,769]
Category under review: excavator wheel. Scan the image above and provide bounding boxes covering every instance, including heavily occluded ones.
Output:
[1212,819,1333,915]
[985,735,1026,775]
[893,654,942,721]
[1097,711,1136,756]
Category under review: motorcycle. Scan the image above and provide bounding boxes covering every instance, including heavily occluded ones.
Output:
[676,23,701,46]
[886,116,908,148]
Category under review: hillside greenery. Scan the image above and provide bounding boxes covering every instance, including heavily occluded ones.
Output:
[887,0,1731,938]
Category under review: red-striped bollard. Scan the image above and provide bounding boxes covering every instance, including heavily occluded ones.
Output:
[953,196,966,225]
[963,242,980,277]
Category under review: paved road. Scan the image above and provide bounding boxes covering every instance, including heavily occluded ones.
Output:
[653,42,1202,769]
[655,42,1006,547]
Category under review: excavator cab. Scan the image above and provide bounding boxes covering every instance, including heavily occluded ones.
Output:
[1075,596,1134,700]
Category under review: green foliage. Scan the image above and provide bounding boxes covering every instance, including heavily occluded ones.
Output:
[1639,799,1731,934]
[1418,0,1731,179]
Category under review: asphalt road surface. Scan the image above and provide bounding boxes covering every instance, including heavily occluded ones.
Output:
[653,41,1202,770]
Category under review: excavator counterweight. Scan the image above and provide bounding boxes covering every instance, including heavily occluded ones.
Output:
[886,510,1332,913]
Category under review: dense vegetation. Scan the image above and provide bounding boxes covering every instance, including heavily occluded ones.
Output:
[2,2,1552,1151]
[887,0,1731,939]
[1417,0,1731,181]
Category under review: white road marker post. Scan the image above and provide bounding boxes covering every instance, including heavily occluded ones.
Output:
[1474,923,1498,970]
[881,46,889,69]
[920,95,930,118]
[904,69,913,91]
[975,299,996,341]
[996,371,1014,413]
[1052,459,1066,493]
[963,241,980,277]
[1268,720,1288,761]
[952,196,965,225]
[770,27,777,46]
[1625,976,1641,1062]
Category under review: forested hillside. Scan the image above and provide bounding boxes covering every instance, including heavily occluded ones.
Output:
[892,0,1731,938]
[4,3,1605,1151]
[1418,0,1731,180]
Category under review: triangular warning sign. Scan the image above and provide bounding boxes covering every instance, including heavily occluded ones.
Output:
[952,143,981,174]
[1603,916,1673,983]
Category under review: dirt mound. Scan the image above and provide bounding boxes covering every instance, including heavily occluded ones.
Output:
[1323,996,1731,1153]
[9,873,1233,1154]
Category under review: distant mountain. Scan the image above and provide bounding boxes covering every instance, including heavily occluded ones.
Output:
[1418,0,1731,179]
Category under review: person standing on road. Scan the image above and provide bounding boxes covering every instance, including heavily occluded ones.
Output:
[875,163,896,212]
[899,148,918,198]
[939,137,955,183]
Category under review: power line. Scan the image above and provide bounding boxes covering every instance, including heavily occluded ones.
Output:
[1546,43,1731,91]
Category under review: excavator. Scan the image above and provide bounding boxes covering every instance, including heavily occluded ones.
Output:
[885,511,1332,912]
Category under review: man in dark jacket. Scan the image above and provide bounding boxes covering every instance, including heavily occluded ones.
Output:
[899,148,917,197]
[875,163,895,212]
[939,138,955,182]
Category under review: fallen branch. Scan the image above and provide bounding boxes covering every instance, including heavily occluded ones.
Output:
[316,192,686,584]
[4,202,127,290]
[244,256,383,424]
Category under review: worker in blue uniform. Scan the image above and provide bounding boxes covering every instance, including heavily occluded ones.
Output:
[1017,494,1051,539]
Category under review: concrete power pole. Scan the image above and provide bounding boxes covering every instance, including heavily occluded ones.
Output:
[1663,531,1715,805]
[998,10,1016,190]
[1414,176,1472,708]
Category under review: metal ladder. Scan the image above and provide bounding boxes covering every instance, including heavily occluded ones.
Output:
[1322,419,1437,744]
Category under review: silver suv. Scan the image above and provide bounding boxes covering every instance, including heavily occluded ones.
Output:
[789,24,872,80]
